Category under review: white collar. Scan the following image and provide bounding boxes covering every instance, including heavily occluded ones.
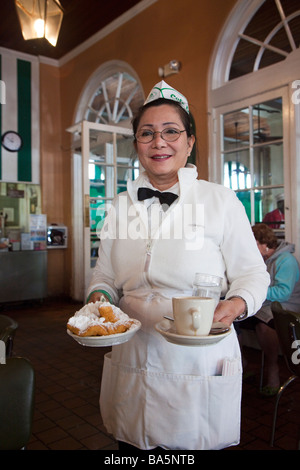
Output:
[128,164,198,203]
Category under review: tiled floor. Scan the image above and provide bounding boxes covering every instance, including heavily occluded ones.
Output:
[2,298,300,451]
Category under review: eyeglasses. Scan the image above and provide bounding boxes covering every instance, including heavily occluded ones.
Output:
[135,128,186,143]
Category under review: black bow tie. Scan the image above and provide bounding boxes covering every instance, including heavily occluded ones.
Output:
[138,187,178,207]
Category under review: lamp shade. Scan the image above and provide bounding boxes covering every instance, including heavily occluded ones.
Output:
[15,0,63,47]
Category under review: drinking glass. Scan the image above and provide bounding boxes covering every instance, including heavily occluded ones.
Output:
[192,273,223,307]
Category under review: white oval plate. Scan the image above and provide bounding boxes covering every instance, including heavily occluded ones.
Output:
[67,319,141,347]
[155,319,232,347]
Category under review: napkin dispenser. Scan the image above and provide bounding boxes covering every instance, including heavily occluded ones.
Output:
[47,225,68,249]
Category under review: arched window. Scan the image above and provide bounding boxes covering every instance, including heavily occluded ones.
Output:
[229,0,300,80]
[75,60,144,126]
[83,70,144,126]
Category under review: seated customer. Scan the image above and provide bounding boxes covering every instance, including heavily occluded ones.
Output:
[262,194,285,229]
[242,223,300,396]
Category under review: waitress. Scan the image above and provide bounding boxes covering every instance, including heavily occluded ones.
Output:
[87,81,269,450]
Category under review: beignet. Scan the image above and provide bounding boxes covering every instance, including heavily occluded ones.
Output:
[67,302,134,337]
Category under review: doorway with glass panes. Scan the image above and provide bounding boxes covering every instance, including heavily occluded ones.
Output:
[68,64,144,300]
[209,0,300,258]
[216,88,288,240]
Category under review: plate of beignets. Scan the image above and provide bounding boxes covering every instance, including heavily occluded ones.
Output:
[67,301,141,347]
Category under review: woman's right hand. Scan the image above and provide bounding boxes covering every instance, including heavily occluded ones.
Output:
[87,292,110,304]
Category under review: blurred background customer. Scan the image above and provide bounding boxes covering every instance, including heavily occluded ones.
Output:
[262,194,285,229]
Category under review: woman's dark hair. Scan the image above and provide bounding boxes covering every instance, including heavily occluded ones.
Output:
[252,223,278,249]
[132,98,193,142]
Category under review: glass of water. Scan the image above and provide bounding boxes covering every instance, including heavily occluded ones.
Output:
[192,273,223,307]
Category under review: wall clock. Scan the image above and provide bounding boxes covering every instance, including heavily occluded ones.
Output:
[1,131,23,152]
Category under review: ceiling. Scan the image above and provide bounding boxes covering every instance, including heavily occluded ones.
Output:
[0,0,142,60]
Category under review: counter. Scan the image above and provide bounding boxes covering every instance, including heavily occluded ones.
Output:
[0,250,47,303]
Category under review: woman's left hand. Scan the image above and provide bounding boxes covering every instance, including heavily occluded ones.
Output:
[213,298,246,326]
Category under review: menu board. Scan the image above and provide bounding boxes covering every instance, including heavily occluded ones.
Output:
[30,214,47,250]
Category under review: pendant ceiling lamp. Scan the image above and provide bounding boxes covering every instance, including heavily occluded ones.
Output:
[15,0,63,47]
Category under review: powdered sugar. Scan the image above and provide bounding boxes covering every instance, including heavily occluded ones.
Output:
[67,301,132,334]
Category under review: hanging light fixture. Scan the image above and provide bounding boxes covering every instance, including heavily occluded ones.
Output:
[15,0,64,47]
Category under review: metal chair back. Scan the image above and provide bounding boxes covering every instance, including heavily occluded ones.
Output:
[0,357,35,450]
[270,301,300,447]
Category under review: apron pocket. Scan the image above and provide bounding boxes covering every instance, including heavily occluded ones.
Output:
[100,353,148,446]
[100,353,242,450]
[145,370,242,450]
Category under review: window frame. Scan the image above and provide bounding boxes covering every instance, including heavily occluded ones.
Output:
[208,0,300,259]
[214,88,289,229]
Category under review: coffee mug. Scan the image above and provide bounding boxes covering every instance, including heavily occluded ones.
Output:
[172,296,215,336]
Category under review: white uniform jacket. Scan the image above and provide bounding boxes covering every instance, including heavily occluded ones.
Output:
[88,165,269,450]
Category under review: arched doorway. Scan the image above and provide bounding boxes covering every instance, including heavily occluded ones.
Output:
[68,61,144,300]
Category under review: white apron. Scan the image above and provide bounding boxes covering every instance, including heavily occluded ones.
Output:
[100,294,242,450]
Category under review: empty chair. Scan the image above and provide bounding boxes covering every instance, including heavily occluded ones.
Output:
[0,315,18,357]
[0,357,35,450]
[270,301,300,447]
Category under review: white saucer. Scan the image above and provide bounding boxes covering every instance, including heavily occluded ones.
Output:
[67,320,141,347]
[155,319,232,346]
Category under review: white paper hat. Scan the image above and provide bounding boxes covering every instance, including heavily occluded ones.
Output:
[276,193,284,202]
[144,80,189,113]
